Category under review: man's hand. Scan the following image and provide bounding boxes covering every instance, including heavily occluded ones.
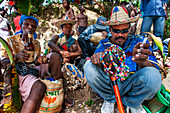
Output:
[132,42,153,68]
[15,49,29,61]
[37,56,48,64]
[91,52,102,65]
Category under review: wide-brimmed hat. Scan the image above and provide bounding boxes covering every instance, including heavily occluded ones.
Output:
[103,6,141,26]
[95,16,107,30]
[55,16,77,28]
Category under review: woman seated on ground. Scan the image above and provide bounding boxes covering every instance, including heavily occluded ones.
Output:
[48,16,82,107]
[48,16,82,65]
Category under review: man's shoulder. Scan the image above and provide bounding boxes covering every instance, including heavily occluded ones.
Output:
[7,33,21,42]
[128,34,144,40]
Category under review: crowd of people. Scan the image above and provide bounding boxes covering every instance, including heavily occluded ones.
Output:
[0,0,169,113]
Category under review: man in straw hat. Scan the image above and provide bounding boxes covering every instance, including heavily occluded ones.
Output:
[84,6,161,113]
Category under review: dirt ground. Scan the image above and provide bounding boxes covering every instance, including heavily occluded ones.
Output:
[61,70,170,113]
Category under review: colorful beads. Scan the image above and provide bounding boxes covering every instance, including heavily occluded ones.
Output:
[100,44,130,81]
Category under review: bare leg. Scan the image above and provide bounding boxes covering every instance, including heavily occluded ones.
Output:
[21,80,46,113]
[49,52,62,80]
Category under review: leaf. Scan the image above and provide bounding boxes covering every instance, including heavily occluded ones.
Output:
[32,0,44,9]
[91,101,94,105]
[15,0,31,15]
[144,32,164,53]
[168,41,170,56]
[89,98,91,103]
[14,0,44,15]
[0,37,14,64]
[85,102,89,106]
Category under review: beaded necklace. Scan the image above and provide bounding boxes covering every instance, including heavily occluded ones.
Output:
[100,44,130,81]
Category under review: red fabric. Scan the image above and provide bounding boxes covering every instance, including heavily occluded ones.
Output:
[9,1,14,6]
[62,44,68,51]
[13,15,21,33]
[121,7,128,14]
[75,0,80,4]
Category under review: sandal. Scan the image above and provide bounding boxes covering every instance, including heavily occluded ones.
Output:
[64,98,75,107]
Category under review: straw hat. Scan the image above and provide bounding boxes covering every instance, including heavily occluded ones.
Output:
[103,6,141,26]
[55,16,77,28]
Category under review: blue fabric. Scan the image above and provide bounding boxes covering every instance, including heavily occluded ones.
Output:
[19,15,39,26]
[141,0,167,17]
[95,34,159,72]
[79,25,111,41]
[85,61,162,108]
[58,32,75,50]
[95,16,107,30]
[15,30,37,39]
[140,16,165,51]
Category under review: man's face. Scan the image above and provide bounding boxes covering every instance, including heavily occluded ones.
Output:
[63,0,69,9]
[62,24,72,35]
[21,19,37,35]
[110,23,130,47]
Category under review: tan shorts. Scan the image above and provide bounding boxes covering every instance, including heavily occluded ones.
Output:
[18,53,52,101]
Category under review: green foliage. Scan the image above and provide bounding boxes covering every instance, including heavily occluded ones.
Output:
[15,0,31,15]
[85,98,94,107]
[163,18,170,40]
[0,0,3,4]
[15,0,44,15]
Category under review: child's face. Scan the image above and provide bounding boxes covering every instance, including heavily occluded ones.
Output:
[62,24,72,35]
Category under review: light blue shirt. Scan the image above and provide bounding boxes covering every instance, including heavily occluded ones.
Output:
[79,25,111,40]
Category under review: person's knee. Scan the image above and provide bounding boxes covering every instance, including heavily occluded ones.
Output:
[84,62,98,83]
[35,80,46,94]
[139,67,162,93]
[50,52,61,61]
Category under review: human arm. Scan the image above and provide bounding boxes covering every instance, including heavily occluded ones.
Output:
[75,15,80,36]
[1,49,29,67]
[86,15,89,27]
[163,3,169,21]
[67,8,75,20]
[132,42,154,68]
[48,35,62,54]
[79,25,95,41]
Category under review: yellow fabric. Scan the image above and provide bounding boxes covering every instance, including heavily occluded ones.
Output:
[1,33,41,63]
[57,35,67,46]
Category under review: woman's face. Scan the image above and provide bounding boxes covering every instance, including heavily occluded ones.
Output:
[62,24,72,35]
